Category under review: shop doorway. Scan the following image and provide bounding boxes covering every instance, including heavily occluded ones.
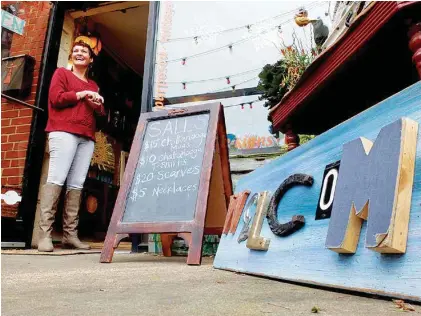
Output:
[31,2,154,250]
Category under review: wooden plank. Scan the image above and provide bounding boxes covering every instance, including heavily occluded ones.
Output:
[205,138,229,228]
[246,191,271,251]
[379,119,418,253]
[222,191,250,235]
[214,81,421,301]
[69,2,148,18]
[229,191,250,234]
[222,196,237,234]
[164,88,260,105]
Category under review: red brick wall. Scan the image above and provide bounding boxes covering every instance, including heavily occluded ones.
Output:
[1,2,51,218]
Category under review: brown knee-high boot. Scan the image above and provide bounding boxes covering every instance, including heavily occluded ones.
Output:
[38,183,62,252]
[62,189,90,250]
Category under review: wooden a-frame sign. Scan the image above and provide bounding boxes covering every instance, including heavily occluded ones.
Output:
[100,103,233,265]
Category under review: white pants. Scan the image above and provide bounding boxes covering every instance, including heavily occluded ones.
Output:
[47,131,95,189]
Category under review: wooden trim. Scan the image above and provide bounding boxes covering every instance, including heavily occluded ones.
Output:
[140,1,159,113]
[69,2,148,19]
[375,118,418,253]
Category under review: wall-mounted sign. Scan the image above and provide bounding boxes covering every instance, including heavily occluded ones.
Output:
[1,9,25,35]
[228,134,281,150]
[214,82,421,301]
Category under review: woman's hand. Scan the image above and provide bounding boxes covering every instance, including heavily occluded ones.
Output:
[76,90,104,104]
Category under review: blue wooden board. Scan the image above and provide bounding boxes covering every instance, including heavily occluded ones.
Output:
[214,82,421,301]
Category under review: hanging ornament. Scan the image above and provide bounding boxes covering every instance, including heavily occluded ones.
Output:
[182,82,186,89]
[194,36,198,44]
[226,77,231,84]
[181,58,186,65]
[231,85,236,91]
[249,103,253,109]
[241,104,244,110]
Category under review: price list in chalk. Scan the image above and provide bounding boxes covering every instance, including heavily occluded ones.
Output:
[122,114,210,222]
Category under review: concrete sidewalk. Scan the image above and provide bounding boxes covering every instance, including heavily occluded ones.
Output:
[1,252,418,316]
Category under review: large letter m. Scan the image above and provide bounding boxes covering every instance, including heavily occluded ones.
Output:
[326,118,418,254]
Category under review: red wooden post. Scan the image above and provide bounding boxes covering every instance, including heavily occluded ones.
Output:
[409,22,421,79]
[284,125,300,151]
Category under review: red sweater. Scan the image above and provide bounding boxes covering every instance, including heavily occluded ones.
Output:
[45,67,106,141]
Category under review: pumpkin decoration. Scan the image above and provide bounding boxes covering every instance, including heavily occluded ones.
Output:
[86,195,98,214]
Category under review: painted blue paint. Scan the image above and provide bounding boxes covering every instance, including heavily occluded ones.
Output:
[214,82,421,301]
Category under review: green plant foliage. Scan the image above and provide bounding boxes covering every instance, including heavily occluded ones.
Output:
[299,134,316,145]
[257,32,316,111]
[257,59,289,109]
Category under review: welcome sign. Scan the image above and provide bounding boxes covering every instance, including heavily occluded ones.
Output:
[214,82,421,301]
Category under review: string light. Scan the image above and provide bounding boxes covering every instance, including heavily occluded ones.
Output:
[158,2,321,43]
[223,99,261,109]
[157,2,325,65]
[182,82,186,89]
[163,67,262,85]
[155,2,326,67]
[166,22,284,64]
[164,99,261,110]
[212,76,259,93]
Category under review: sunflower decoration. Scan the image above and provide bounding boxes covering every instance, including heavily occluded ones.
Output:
[91,131,115,172]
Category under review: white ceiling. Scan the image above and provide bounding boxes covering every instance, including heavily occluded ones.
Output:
[89,2,150,75]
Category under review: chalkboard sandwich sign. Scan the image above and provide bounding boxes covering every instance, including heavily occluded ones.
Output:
[100,103,233,265]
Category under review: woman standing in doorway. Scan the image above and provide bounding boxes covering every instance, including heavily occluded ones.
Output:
[38,40,106,252]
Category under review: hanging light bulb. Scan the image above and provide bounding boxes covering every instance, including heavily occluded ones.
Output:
[228,45,233,52]
[226,77,231,84]
[231,85,236,91]
[249,103,253,109]
[241,104,244,110]
[182,82,186,89]
[246,25,252,32]
[194,36,199,44]
[182,58,186,65]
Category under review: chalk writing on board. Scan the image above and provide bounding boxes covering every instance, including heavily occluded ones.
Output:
[122,114,210,222]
